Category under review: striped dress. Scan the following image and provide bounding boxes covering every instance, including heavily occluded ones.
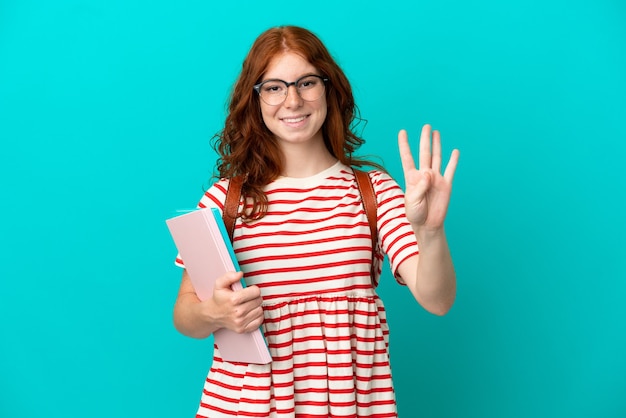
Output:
[176,162,419,418]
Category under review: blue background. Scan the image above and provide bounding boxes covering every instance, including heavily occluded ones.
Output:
[1,1,625,417]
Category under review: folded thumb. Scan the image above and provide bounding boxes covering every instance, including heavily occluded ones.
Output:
[216,271,244,289]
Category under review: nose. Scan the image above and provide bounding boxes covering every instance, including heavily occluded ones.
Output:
[283,84,303,108]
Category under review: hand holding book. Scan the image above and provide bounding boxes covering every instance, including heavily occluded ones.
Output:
[207,271,265,334]
[166,208,272,364]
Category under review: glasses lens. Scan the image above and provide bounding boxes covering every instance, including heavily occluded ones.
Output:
[297,76,325,102]
[259,81,287,106]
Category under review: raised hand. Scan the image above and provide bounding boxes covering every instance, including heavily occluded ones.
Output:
[398,124,459,232]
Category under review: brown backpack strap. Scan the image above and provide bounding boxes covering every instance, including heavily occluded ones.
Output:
[223,175,244,242]
[353,168,378,281]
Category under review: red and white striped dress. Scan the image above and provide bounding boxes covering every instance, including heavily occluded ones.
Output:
[176,162,419,418]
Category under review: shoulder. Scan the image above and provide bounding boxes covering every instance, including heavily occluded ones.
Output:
[353,168,403,197]
[196,178,231,210]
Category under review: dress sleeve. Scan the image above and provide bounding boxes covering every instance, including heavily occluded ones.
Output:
[371,171,419,282]
[173,178,230,268]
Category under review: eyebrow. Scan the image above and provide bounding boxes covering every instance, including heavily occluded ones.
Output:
[260,72,321,83]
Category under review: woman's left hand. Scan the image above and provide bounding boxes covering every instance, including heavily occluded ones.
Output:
[398,124,460,232]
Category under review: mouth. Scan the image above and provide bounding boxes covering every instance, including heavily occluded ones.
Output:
[280,115,309,124]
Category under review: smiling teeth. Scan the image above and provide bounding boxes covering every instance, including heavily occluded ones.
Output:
[283,116,306,123]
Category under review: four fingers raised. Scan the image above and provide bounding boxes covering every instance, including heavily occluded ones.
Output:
[398,124,459,182]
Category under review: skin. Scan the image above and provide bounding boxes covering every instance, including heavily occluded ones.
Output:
[395,126,459,315]
[259,52,336,178]
[173,53,460,339]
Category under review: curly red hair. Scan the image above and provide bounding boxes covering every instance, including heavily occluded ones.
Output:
[212,25,382,219]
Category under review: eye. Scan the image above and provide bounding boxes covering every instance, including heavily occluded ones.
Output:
[298,77,319,90]
[262,82,285,94]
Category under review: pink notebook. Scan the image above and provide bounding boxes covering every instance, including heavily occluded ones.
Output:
[166,208,272,364]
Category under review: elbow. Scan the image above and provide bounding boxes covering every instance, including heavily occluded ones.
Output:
[426,302,454,316]
[419,292,456,316]
[172,304,208,339]
[172,314,187,336]
[173,300,217,340]
[173,316,211,340]
[172,310,190,337]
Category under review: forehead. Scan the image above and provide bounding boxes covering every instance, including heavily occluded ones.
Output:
[263,52,318,80]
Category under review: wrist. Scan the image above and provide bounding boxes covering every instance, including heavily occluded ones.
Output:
[411,224,446,244]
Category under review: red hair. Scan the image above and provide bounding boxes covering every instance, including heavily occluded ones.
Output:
[212,25,382,219]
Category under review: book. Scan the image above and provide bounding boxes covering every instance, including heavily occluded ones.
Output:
[166,207,272,364]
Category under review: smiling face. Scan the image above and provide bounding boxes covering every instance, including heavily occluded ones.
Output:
[259,52,328,149]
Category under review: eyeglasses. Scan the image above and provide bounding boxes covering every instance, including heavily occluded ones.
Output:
[253,74,328,106]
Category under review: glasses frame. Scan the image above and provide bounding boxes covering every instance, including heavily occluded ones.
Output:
[253,74,329,106]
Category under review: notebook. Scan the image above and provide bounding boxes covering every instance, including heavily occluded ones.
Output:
[166,207,272,364]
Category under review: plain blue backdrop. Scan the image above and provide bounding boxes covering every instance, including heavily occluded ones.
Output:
[1,0,625,417]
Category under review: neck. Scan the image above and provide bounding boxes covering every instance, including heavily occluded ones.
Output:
[280,143,337,178]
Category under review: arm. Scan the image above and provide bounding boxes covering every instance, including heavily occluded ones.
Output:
[396,235,456,316]
[396,124,460,316]
[173,269,265,339]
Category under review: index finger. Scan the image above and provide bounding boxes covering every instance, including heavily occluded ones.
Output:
[398,129,416,174]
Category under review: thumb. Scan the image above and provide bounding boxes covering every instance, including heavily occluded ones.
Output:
[215,271,244,290]
[410,171,432,200]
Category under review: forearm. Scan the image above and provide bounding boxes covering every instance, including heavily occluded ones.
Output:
[410,227,456,315]
[173,292,221,340]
